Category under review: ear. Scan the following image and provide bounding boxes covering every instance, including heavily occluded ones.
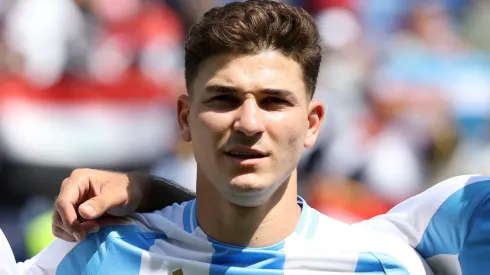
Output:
[304,100,325,148]
[177,94,192,142]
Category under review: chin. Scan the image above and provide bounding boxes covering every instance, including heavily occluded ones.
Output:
[223,174,282,207]
[229,173,268,190]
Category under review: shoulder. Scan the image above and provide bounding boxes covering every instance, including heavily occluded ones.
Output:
[355,175,490,274]
[354,175,490,246]
[55,200,201,274]
[347,224,434,275]
[130,199,196,233]
[57,224,167,274]
[294,197,349,242]
[410,175,490,274]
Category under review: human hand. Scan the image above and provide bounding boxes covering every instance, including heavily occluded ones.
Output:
[52,169,149,242]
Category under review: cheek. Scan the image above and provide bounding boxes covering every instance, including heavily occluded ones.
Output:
[267,112,307,149]
[196,112,232,139]
[198,111,232,133]
[191,111,233,148]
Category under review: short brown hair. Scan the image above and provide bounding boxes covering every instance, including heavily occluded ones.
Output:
[184,0,322,98]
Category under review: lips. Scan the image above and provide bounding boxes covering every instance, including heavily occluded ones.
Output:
[224,147,268,159]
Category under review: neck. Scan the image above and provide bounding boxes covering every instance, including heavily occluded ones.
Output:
[195,170,301,247]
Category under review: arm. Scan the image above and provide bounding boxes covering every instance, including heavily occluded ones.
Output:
[52,169,195,242]
[0,229,18,274]
[0,229,76,275]
[136,174,196,213]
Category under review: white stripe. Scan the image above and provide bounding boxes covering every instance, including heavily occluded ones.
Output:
[354,175,477,247]
[140,238,213,274]
[0,99,174,166]
[284,213,358,273]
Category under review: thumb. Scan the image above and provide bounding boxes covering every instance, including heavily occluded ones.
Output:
[78,197,108,220]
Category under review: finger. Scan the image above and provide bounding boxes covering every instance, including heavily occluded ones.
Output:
[78,196,110,220]
[81,220,100,235]
[55,198,84,241]
[53,211,99,242]
[52,212,77,242]
[56,177,91,240]
[52,225,77,242]
[52,210,64,230]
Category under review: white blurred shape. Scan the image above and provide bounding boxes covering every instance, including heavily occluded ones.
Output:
[447,72,490,118]
[88,37,132,83]
[316,8,361,50]
[0,99,176,167]
[140,35,184,86]
[4,0,85,87]
[364,132,423,204]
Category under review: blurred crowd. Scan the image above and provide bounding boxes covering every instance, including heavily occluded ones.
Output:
[1,0,490,261]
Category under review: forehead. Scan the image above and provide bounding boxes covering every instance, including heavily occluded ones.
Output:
[192,51,306,96]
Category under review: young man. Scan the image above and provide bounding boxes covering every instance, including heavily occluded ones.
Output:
[0,1,432,274]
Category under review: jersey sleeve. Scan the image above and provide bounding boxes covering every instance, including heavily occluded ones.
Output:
[0,229,77,275]
[354,175,490,274]
[459,184,490,274]
[0,229,19,274]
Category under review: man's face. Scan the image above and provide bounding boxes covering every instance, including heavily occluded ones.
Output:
[177,51,324,206]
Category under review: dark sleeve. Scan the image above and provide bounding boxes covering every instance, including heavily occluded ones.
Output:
[136,175,196,213]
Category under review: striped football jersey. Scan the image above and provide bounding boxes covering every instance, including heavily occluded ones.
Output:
[0,197,431,274]
[354,175,490,275]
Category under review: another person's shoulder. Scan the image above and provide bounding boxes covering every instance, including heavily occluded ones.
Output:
[130,199,196,234]
[301,209,434,275]
[412,175,490,274]
[350,226,434,275]
[354,174,490,244]
[356,175,490,274]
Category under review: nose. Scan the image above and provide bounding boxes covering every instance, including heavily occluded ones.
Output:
[233,98,265,136]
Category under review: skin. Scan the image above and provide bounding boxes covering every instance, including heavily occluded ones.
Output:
[178,51,324,246]
[52,51,325,247]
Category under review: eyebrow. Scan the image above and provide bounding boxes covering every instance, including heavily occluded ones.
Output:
[205,84,297,101]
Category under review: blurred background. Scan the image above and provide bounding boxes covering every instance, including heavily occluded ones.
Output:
[1,0,490,261]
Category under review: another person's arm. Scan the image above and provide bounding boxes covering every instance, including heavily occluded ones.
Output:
[0,229,77,275]
[138,174,196,212]
[52,169,195,242]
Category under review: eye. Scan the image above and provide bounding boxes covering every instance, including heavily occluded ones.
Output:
[206,95,241,110]
[261,97,291,106]
[210,95,239,102]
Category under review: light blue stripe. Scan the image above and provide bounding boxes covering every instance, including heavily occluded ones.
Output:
[415,176,490,258]
[183,200,195,233]
[294,196,309,236]
[57,225,166,274]
[207,196,310,274]
[459,187,490,274]
[414,176,490,274]
[56,233,100,274]
[190,200,199,231]
[355,252,410,274]
[355,252,385,274]
[209,237,285,275]
[304,209,319,240]
[373,252,411,275]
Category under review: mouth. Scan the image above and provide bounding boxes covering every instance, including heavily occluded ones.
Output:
[224,147,269,161]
